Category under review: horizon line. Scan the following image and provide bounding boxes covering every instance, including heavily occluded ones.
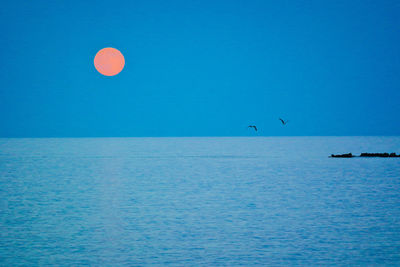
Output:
[1,135,400,139]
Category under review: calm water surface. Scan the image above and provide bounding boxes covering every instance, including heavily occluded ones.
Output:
[1,137,400,266]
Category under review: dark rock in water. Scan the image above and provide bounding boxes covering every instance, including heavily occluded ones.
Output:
[331,153,353,158]
[360,152,400,157]
[331,152,400,158]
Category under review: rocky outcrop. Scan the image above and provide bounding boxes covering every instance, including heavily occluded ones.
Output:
[331,153,400,158]
[360,153,400,157]
[331,153,354,158]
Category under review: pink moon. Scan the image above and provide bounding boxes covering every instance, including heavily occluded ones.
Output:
[94,47,125,76]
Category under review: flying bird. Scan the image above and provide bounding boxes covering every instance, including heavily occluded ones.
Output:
[279,118,288,125]
[248,125,258,131]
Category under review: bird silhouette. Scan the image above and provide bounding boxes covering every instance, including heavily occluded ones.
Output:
[279,118,288,125]
[248,125,258,131]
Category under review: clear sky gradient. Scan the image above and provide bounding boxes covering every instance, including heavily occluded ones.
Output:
[1,0,399,137]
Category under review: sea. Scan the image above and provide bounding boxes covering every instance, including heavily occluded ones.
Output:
[0,137,400,266]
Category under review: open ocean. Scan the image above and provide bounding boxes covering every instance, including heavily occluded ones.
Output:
[1,137,400,266]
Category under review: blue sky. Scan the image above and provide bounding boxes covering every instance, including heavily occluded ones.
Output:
[0,0,399,137]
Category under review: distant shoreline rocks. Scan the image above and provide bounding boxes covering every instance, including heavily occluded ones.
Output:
[331,153,354,158]
[331,153,400,158]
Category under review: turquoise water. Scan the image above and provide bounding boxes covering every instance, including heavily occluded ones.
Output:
[1,137,400,266]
